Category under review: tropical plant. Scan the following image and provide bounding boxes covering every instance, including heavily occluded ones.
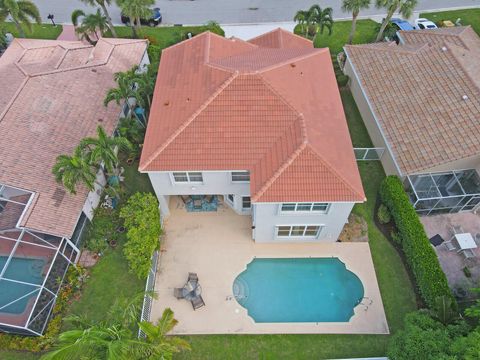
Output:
[0,25,7,49]
[294,5,333,38]
[116,0,154,38]
[426,295,459,326]
[341,0,370,44]
[71,8,108,45]
[138,308,191,357]
[119,192,161,279]
[465,288,480,319]
[377,203,391,224]
[375,19,398,40]
[80,125,132,176]
[293,9,310,36]
[375,0,417,41]
[52,146,96,195]
[80,0,118,37]
[104,71,146,128]
[0,0,41,38]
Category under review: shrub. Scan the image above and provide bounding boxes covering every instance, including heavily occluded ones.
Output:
[463,266,472,278]
[85,207,118,254]
[336,74,349,87]
[391,231,402,245]
[379,176,454,309]
[377,204,391,224]
[120,192,161,279]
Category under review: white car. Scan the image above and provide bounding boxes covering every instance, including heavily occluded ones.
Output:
[415,18,438,30]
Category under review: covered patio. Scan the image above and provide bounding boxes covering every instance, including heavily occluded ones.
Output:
[149,196,388,334]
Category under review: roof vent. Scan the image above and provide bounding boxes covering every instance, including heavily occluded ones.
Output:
[441,46,448,52]
[290,63,296,68]
[462,95,469,101]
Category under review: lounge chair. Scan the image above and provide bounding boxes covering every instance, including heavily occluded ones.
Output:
[191,295,205,310]
[188,272,198,282]
[174,288,185,299]
[444,240,457,251]
[451,225,464,236]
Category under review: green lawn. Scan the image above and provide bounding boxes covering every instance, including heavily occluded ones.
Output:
[1,22,62,39]
[176,90,417,360]
[295,20,378,54]
[420,8,480,35]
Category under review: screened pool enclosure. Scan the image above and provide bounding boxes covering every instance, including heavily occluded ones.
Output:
[404,169,480,216]
[0,183,79,335]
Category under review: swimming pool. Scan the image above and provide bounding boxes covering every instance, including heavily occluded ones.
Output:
[0,256,46,314]
[233,258,364,323]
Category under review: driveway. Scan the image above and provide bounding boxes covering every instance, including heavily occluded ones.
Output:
[149,196,388,334]
[34,0,480,26]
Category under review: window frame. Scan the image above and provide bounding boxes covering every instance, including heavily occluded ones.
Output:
[279,202,330,214]
[242,196,251,210]
[172,172,203,184]
[231,171,250,183]
[275,225,323,239]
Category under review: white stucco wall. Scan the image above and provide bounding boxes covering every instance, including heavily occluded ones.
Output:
[252,202,355,243]
[81,170,106,220]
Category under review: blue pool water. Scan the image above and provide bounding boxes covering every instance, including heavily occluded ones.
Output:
[233,258,364,323]
[0,256,46,314]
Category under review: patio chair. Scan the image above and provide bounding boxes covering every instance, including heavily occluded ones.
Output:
[193,198,203,210]
[443,240,457,251]
[191,295,205,310]
[475,233,480,246]
[204,195,213,203]
[462,249,476,259]
[174,288,185,299]
[188,272,199,282]
[451,225,465,236]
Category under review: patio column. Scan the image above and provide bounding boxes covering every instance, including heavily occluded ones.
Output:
[158,195,170,218]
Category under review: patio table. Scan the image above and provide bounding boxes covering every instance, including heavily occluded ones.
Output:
[182,281,202,301]
[454,233,477,250]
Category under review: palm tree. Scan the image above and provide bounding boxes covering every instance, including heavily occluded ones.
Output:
[80,125,132,176]
[52,146,96,195]
[80,0,118,37]
[293,9,309,36]
[0,0,41,38]
[104,71,146,127]
[72,8,108,44]
[375,0,417,41]
[309,5,334,36]
[138,308,191,358]
[342,0,370,44]
[116,0,154,38]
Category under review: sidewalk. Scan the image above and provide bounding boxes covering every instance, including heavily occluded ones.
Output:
[56,24,77,40]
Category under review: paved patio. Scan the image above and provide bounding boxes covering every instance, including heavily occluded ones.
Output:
[150,196,388,334]
[421,212,480,296]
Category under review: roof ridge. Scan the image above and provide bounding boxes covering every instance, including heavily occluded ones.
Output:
[345,42,427,55]
[0,77,29,124]
[305,144,366,200]
[258,47,326,73]
[139,71,240,171]
[251,142,307,201]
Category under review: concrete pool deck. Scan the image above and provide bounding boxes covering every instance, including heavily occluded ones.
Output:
[150,197,389,334]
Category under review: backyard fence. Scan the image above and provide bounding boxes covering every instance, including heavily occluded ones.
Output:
[138,250,159,338]
[354,148,385,161]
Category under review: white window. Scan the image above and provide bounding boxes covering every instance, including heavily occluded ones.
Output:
[172,172,203,183]
[280,202,330,213]
[232,171,250,182]
[276,225,322,238]
[242,196,251,209]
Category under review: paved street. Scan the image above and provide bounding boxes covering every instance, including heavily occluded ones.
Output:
[35,0,480,26]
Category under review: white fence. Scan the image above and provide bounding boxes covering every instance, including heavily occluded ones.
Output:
[138,250,159,338]
[354,148,385,161]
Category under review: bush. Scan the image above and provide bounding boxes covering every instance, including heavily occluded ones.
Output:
[85,207,118,254]
[336,74,349,87]
[463,266,472,278]
[120,192,161,279]
[377,204,391,224]
[379,176,454,309]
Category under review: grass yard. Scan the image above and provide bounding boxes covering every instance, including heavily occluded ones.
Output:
[1,22,62,40]
[176,90,417,360]
[294,19,378,54]
[420,8,480,35]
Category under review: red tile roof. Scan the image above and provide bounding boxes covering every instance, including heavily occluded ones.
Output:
[140,29,365,203]
[0,38,147,238]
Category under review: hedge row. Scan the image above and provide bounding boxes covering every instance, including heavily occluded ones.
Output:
[379,176,454,309]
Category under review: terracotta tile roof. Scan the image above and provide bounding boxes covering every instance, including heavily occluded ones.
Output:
[0,38,147,238]
[344,26,480,175]
[140,29,365,203]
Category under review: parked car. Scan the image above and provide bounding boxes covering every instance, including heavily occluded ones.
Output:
[121,7,162,27]
[414,18,438,30]
[390,18,414,31]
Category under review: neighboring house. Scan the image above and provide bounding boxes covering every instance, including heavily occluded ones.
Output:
[344,26,480,215]
[140,29,365,243]
[0,37,147,335]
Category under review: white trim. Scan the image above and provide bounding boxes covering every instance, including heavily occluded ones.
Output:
[278,202,331,214]
[170,171,204,184]
[275,224,324,239]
